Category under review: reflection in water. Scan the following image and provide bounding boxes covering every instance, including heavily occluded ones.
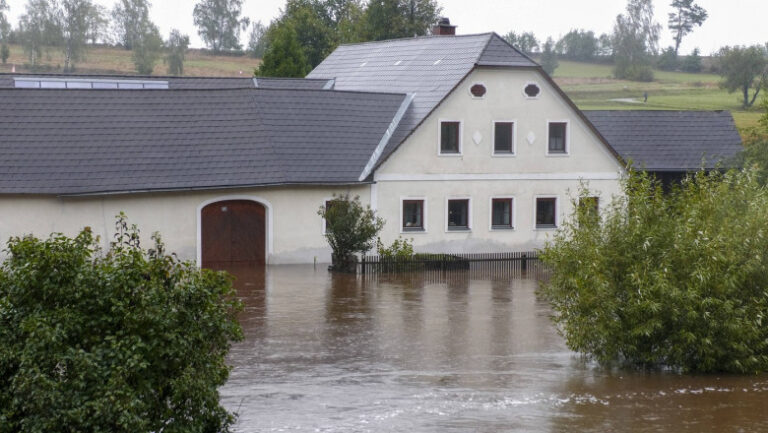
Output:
[220,265,768,432]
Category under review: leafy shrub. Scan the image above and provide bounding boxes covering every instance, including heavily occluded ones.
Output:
[656,47,679,71]
[376,236,414,260]
[319,194,384,272]
[541,169,768,373]
[0,215,243,432]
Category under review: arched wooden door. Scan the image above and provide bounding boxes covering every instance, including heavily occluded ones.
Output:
[201,200,266,269]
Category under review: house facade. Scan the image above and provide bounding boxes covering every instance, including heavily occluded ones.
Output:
[0,33,743,266]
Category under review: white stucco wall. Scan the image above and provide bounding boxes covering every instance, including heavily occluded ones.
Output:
[0,185,370,265]
[372,67,625,252]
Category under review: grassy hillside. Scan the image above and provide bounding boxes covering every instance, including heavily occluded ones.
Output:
[551,60,763,130]
[0,43,260,77]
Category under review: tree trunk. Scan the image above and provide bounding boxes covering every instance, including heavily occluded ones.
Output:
[331,252,357,273]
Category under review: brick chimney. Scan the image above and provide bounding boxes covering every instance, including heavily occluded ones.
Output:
[432,18,456,36]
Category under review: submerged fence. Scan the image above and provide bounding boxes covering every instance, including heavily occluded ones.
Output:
[358,251,543,281]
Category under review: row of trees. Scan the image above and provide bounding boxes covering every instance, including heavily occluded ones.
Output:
[503,0,709,81]
[0,0,195,74]
[256,0,441,77]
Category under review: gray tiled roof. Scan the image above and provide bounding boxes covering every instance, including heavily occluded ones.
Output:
[0,88,407,195]
[308,33,537,165]
[255,77,333,90]
[584,110,743,171]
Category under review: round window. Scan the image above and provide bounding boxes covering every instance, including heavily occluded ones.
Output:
[524,83,541,98]
[470,83,487,98]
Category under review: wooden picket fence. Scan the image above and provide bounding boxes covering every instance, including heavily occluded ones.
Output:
[357,251,542,280]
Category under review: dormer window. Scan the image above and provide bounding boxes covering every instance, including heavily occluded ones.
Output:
[439,121,461,155]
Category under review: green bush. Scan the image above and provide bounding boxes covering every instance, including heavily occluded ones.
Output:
[376,236,414,260]
[541,169,768,373]
[0,215,243,432]
[319,194,384,272]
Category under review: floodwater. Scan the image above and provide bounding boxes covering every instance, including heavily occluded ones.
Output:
[220,265,768,432]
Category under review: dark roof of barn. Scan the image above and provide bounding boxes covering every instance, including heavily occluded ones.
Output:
[584,110,744,171]
[0,88,408,195]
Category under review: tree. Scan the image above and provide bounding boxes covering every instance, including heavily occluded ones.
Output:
[256,20,310,77]
[503,31,539,55]
[165,29,189,75]
[55,0,95,71]
[0,216,243,431]
[193,0,249,52]
[681,46,702,72]
[656,46,678,71]
[541,169,768,373]
[17,0,58,68]
[668,0,707,56]
[0,0,9,64]
[612,0,661,81]
[716,45,768,108]
[318,194,384,273]
[363,0,440,41]
[597,33,613,56]
[246,20,267,58]
[280,0,336,68]
[540,37,559,75]
[556,29,598,61]
[131,20,161,74]
[111,0,151,50]
[84,3,109,44]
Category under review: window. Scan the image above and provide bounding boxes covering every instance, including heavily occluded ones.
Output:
[470,83,487,97]
[402,200,424,231]
[440,121,461,154]
[536,197,557,229]
[447,199,470,231]
[548,122,567,154]
[491,198,514,229]
[524,83,541,98]
[494,122,514,154]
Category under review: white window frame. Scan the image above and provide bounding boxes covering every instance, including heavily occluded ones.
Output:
[445,196,472,233]
[489,196,516,231]
[400,196,428,234]
[468,82,487,99]
[533,195,559,231]
[491,120,517,157]
[522,81,542,99]
[437,119,463,156]
[546,120,570,156]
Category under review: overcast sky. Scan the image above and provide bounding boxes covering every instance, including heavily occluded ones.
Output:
[4,0,766,55]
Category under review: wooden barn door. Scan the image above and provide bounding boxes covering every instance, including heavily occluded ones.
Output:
[201,200,266,270]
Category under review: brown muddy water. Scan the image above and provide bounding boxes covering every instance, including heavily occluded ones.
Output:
[220,265,768,432]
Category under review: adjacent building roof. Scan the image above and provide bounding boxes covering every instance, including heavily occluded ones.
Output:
[0,73,336,91]
[584,110,743,171]
[0,88,408,195]
[308,33,537,162]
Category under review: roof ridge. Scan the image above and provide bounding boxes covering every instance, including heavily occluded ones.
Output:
[477,32,539,66]
[335,32,495,48]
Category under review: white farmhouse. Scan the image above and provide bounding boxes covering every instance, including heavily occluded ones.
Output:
[0,32,742,267]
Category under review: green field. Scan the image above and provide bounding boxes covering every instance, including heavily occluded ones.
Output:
[0,43,260,77]
[552,60,763,131]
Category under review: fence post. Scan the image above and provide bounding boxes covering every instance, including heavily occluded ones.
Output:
[521,253,527,271]
[361,255,366,275]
